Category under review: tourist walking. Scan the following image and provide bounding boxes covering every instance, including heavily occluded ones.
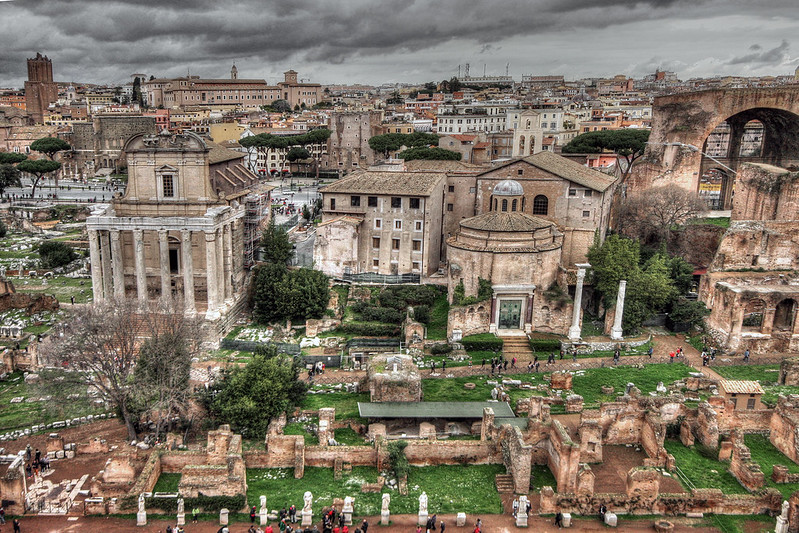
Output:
[554,511,563,528]
[744,349,750,362]
[13,518,20,533]
[192,506,199,523]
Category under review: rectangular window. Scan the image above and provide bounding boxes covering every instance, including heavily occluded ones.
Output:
[447,203,454,212]
[415,221,423,231]
[584,190,593,197]
[412,240,421,251]
[391,197,402,208]
[394,220,402,230]
[470,187,476,193]
[162,175,175,197]
[392,238,400,250]
[582,210,590,217]
[517,169,523,175]
[568,189,577,196]
[330,198,336,210]
[372,237,381,249]
[747,398,756,410]
[409,198,420,209]
[448,185,455,193]
[374,219,382,229]
[373,259,379,268]
[368,196,378,207]
[350,195,360,207]
[412,261,421,271]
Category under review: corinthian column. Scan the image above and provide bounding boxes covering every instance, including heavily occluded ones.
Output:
[133,229,147,306]
[110,229,124,300]
[158,229,171,303]
[610,280,627,341]
[205,230,220,318]
[568,263,591,341]
[88,229,105,302]
[181,229,196,314]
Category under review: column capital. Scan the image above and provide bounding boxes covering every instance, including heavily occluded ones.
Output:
[133,228,144,239]
[158,228,169,239]
[204,230,217,242]
[110,229,121,241]
[180,228,192,239]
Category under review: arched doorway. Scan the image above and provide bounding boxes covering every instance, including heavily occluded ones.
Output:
[699,108,799,209]
[774,299,797,331]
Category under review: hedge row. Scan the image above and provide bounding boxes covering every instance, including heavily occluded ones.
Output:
[128,494,248,514]
[336,322,401,337]
[528,339,562,353]
[461,334,503,352]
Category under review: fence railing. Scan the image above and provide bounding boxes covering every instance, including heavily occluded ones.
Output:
[220,338,301,355]
[340,272,420,284]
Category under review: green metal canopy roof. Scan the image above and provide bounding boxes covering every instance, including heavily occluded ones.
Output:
[357,401,515,419]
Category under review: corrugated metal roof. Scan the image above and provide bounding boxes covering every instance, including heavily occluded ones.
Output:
[720,380,765,395]
[358,401,515,419]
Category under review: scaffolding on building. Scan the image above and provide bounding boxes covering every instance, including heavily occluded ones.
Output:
[243,188,271,268]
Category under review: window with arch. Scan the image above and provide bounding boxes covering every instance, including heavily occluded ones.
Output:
[519,135,525,153]
[511,199,517,211]
[533,195,548,215]
[501,199,508,212]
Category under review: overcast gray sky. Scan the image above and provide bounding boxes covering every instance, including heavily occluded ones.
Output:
[1,0,798,87]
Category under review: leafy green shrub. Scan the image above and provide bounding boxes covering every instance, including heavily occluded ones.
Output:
[430,343,452,355]
[452,277,492,306]
[337,322,400,337]
[529,339,561,352]
[668,298,710,330]
[386,440,410,480]
[461,333,503,352]
[38,240,77,268]
[145,494,247,513]
[413,304,430,324]
[361,306,404,323]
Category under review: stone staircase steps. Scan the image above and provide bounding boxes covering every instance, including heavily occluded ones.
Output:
[495,473,515,493]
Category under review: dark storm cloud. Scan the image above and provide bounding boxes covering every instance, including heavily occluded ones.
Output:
[0,0,797,85]
[727,40,791,65]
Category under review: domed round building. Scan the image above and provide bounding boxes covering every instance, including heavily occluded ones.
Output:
[447,179,565,333]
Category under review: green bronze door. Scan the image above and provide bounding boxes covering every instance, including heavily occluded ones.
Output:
[498,299,523,329]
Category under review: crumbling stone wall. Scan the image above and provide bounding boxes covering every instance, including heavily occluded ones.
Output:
[728,437,765,491]
[446,301,490,340]
[781,358,799,386]
[498,424,532,494]
[367,353,421,402]
[546,420,581,493]
[770,395,799,464]
[578,411,603,463]
[732,163,799,222]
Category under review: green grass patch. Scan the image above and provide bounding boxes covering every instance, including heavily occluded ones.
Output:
[422,373,547,406]
[531,465,557,492]
[152,473,181,493]
[714,364,780,384]
[572,364,692,407]
[664,439,747,494]
[300,392,369,421]
[704,513,773,533]
[246,465,504,516]
[0,370,105,433]
[691,216,731,229]
[745,434,799,498]
[333,427,367,446]
[426,292,449,340]
[284,420,319,445]
[9,275,93,304]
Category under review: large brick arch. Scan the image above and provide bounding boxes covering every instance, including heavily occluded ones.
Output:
[631,88,799,207]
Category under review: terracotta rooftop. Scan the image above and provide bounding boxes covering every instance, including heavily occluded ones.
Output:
[480,151,616,192]
[402,159,482,172]
[207,142,245,165]
[320,169,446,196]
[317,215,363,227]
[460,211,554,232]
[720,380,765,395]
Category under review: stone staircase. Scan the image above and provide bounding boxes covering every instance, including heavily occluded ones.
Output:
[495,473,515,494]
[500,336,534,362]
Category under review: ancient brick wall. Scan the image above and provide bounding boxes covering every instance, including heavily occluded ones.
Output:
[446,301,491,339]
[404,440,500,466]
[546,420,581,493]
[728,440,765,491]
[732,163,799,222]
[770,397,799,464]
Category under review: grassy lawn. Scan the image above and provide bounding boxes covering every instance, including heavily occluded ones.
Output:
[0,370,106,433]
[531,464,557,492]
[301,392,370,421]
[713,364,780,384]
[422,373,547,407]
[153,473,181,493]
[713,365,799,407]
[691,216,731,229]
[247,465,504,516]
[284,419,319,445]
[9,275,93,304]
[704,514,773,533]
[426,292,449,340]
[419,350,495,369]
[572,364,692,407]
[333,427,367,446]
[744,434,799,498]
[664,439,747,494]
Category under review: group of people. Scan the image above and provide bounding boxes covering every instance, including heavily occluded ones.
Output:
[416,513,442,533]
[511,498,530,518]
[23,445,49,479]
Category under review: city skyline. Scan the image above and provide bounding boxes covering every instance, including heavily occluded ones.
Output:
[0,0,797,87]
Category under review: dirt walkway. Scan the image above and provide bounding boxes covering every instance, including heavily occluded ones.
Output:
[7,512,725,533]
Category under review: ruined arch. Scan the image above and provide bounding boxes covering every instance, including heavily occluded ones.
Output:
[742,298,766,331]
[774,299,797,331]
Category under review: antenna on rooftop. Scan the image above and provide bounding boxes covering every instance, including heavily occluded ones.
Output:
[506,63,509,76]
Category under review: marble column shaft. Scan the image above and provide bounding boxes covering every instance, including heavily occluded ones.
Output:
[133,229,147,305]
[158,230,171,302]
[110,229,124,300]
[181,229,196,313]
[88,229,104,302]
